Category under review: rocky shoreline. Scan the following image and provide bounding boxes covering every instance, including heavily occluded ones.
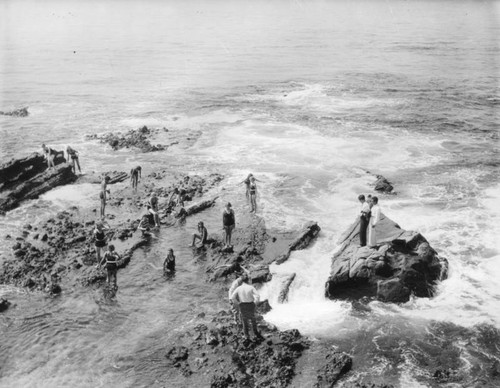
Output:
[0,150,450,387]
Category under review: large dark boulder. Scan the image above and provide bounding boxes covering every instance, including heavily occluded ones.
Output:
[0,162,76,213]
[325,214,448,303]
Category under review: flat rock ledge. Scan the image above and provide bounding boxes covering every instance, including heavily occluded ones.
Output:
[325,214,448,303]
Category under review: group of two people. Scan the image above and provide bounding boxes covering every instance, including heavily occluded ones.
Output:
[42,143,81,174]
[358,194,381,247]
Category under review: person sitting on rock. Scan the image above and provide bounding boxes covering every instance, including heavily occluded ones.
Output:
[191,221,208,248]
[100,176,111,219]
[93,222,109,264]
[163,248,176,276]
[42,143,57,169]
[99,244,120,288]
[130,166,141,191]
[222,202,235,249]
[66,145,81,174]
[368,196,381,247]
[241,173,262,200]
[149,194,160,227]
[230,274,264,344]
[358,194,371,247]
[137,205,155,237]
[167,188,184,210]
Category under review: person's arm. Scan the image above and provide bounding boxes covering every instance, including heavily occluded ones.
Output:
[99,253,107,267]
[138,169,141,180]
[232,210,236,226]
[130,169,134,182]
[230,288,240,303]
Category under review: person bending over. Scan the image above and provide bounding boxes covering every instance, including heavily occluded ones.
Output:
[66,145,81,174]
[130,166,141,191]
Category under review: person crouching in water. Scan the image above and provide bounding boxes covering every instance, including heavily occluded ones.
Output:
[191,221,208,247]
[149,193,160,228]
[163,249,176,276]
[66,145,81,174]
[130,166,141,191]
[93,222,108,264]
[137,205,155,237]
[230,274,264,344]
[99,244,120,288]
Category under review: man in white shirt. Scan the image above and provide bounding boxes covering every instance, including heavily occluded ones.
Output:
[358,194,371,247]
[229,275,244,326]
[230,274,263,342]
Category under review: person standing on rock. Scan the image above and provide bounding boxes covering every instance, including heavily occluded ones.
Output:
[358,194,371,247]
[230,274,264,343]
[222,202,235,248]
[130,166,141,191]
[99,244,120,288]
[249,177,258,213]
[241,173,262,200]
[163,248,176,276]
[100,176,111,219]
[42,144,57,169]
[368,196,381,247]
[93,222,108,264]
[191,221,208,247]
[66,146,81,174]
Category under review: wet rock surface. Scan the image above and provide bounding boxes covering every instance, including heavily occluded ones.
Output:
[0,107,29,117]
[325,214,448,303]
[0,161,76,213]
[314,351,353,387]
[86,125,167,152]
[0,298,11,312]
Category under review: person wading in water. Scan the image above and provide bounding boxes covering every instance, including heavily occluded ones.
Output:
[99,244,120,289]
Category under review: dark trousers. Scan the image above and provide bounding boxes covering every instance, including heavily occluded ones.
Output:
[239,302,260,339]
[359,216,369,246]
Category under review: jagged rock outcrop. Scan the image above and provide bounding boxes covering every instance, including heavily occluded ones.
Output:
[0,162,76,213]
[373,175,393,193]
[277,273,296,303]
[0,152,66,190]
[185,197,218,216]
[315,351,353,387]
[275,221,321,264]
[86,125,166,152]
[325,214,448,303]
[0,107,29,117]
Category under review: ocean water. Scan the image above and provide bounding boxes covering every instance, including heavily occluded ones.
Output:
[1,0,499,387]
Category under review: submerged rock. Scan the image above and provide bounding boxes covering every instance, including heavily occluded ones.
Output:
[0,298,11,312]
[373,175,394,193]
[325,214,448,303]
[87,126,166,152]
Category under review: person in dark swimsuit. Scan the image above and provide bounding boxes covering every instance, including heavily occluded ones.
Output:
[130,166,141,191]
[93,222,108,264]
[66,146,81,174]
[241,173,262,200]
[222,202,235,248]
[100,176,111,219]
[99,244,120,288]
[249,177,258,213]
[149,194,160,227]
[191,221,208,247]
[163,248,176,276]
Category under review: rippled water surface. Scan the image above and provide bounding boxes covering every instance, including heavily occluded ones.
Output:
[1,0,499,387]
